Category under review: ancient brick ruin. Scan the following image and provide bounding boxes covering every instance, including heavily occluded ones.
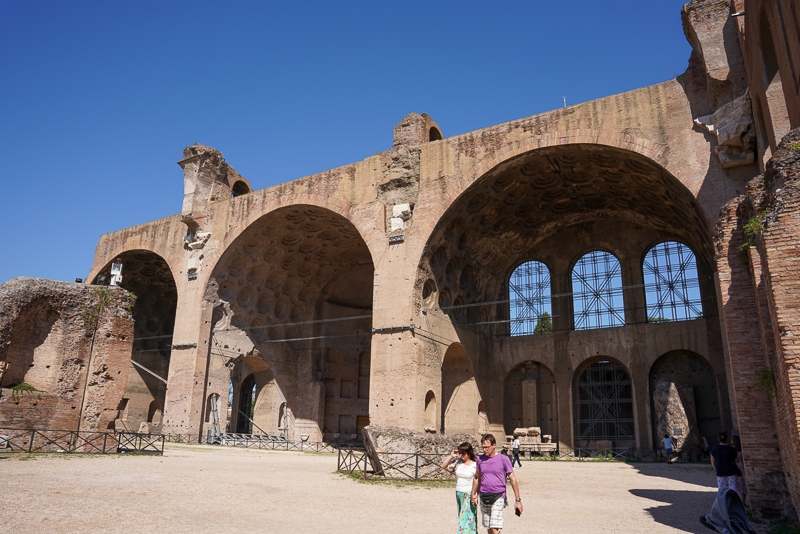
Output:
[0,278,134,432]
[1,0,799,521]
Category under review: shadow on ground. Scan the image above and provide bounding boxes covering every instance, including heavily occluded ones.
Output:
[631,488,717,534]
[630,462,718,487]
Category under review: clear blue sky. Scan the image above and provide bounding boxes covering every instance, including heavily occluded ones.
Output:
[0,0,693,285]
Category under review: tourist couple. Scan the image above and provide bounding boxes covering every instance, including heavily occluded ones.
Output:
[440,434,523,534]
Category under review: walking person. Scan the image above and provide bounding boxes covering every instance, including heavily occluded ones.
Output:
[511,434,523,468]
[441,442,478,534]
[711,431,740,492]
[471,434,523,534]
[730,434,748,503]
[661,433,675,463]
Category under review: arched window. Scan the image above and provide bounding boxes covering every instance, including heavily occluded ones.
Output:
[231,181,251,197]
[643,241,702,322]
[509,261,552,336]
[572,251,624,330]
[575,360,634,449]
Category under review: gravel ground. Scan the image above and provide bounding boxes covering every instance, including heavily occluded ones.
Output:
[0,444,731,533]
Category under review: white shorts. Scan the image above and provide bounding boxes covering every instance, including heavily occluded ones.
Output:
[479,496,506,529]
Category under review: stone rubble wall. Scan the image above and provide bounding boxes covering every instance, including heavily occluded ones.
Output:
[0,278,134,432]
[361,425,477,479]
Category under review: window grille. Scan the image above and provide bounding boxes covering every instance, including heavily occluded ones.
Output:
[509,260,551,336]
[572,251,625,330]
[575,361,634,445]
[643,241,702,322]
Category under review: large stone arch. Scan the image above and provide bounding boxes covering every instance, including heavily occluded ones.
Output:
[415,143,714,331]
[203,204,375,442]
[413,143,721,451]
[93,250,178,433]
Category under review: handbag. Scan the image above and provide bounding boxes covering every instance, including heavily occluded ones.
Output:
[480,492,504,506]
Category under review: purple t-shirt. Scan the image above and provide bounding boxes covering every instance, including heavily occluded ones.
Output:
[476,453,513,495]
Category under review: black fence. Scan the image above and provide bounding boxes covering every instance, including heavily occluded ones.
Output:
[338,447,455,481]
[161,433,202,445]
[338,445,708,480]
[0,428,164,455]
[219,433,340,452]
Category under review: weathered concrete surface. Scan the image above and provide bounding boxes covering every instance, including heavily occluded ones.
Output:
[0,278,134,431]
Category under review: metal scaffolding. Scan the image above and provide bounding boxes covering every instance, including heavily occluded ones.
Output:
[643,241,703,322]
[509,260,552,336]
[575,361,634,446]
[572,250,625,330]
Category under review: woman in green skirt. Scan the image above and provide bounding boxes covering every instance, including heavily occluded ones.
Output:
[441,442,478,533]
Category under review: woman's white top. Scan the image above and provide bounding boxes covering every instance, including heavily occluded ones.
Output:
[455,461,477,493]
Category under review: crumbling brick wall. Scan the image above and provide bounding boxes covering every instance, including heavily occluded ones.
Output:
[715,128,800,520]
[0,278,134,432]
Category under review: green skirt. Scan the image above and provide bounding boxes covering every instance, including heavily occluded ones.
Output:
[456,491,478,534]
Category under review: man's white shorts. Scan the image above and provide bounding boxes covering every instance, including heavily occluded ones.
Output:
[479,497,505,529]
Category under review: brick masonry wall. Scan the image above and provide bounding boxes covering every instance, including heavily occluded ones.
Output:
[751,129,800,519]
[715,199,789,517]
[0,279,134,433]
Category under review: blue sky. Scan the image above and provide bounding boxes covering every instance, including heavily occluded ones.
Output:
[0,0,693,285]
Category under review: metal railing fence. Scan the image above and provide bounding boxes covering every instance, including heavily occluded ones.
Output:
[0,428,165,455]
[219,433,340,452]
[338,445,709,480]
[337,447,455,481]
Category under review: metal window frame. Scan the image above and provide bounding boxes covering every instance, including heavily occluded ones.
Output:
[572,250,625,330]
[508,260,552,336]
[643,241,703,322]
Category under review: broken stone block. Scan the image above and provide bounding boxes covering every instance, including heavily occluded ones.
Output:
[361,425,475,479]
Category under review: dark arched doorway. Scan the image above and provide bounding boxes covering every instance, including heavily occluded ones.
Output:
[649,350,720,454]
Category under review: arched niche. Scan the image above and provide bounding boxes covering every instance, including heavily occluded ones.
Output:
[206,205,374,441]
[94,250,177,433]
[441,344,482,435]
[504,361,557,440]
[424,391,437,432]
[0,300,60,391]
[649,350,720,455]
[573,358,634,451]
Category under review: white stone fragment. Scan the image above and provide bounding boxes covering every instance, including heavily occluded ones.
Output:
[392,203,412,219]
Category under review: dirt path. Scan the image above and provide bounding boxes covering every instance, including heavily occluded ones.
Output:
[0,444,725,533]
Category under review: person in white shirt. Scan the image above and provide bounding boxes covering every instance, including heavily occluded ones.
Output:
[511,435,523,468]
[442,442,478,533]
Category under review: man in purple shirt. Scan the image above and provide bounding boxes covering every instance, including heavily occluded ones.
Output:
[471,434,523,533]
